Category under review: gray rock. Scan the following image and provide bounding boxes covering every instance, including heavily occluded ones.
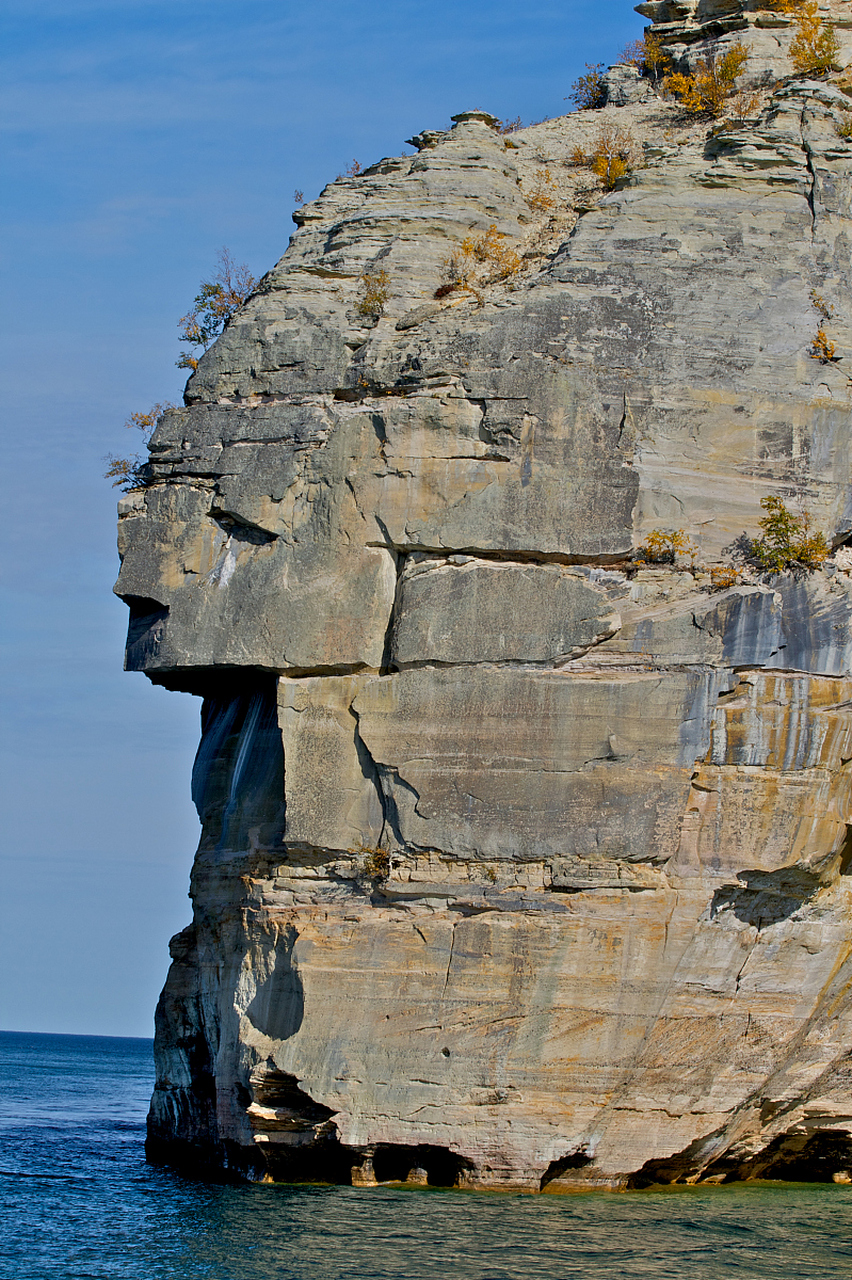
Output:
[601,64,657,107]
[392,559,620,666]
[352,665,718,861]
[278,675,384,851]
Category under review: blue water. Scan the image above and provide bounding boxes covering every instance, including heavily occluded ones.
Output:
[1,1031,851,1279]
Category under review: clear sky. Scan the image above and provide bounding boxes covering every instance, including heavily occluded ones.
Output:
[0,0,646,1038]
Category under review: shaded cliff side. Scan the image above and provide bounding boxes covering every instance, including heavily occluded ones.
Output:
[118,1,852,1190]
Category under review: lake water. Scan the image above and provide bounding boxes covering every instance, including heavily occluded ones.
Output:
[1,1029,850,1279]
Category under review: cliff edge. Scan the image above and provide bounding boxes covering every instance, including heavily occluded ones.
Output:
[117,1,852,1189]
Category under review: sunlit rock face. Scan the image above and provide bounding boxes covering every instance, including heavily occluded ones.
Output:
[127,2,852,1191]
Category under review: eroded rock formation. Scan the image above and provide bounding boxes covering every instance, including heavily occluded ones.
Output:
[120,1,852,1189]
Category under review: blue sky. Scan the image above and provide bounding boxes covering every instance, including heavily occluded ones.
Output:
[0,0,646,1038]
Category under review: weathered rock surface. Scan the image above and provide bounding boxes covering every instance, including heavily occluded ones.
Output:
[128,2,852,1191]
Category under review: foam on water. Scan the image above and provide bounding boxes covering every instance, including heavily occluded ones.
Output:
[1,1030,850,1280]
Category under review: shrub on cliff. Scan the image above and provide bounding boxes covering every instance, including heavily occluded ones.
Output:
[177,248,256,372]
[810,326,837,361]
[809,289,839,362]
[569,63,607,110]
[356,268,390,319]
[350,844,391,882]
[103,402,174,491]
[438,224,521,301]
[789,1,841,75]
[525,168,557,211]
[637,528,698,566]
[620,32,672,84]
[590,127,637,191]
[709,564,742,591]
[751,495,829,573]
[665,42,751,116]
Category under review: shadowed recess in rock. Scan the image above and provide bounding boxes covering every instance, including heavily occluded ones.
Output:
[629,1126,852,1189]
[191,679,285,853]
[368,1143,474,1188]
[710,838,852,927]
[540,1148,594,1191]
[245,925,304,1042]
[123,595,169,670]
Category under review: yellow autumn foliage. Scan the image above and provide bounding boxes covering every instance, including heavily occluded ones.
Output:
[789,0,841,74]
[665,42,750,116]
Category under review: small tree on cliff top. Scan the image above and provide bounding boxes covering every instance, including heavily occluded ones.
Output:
[104,402,174,491]
[569,63,607,109]
[177,247,256,371]
[106,248,256,490]
[621,32,672,83]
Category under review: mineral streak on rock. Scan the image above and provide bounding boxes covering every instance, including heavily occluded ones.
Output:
[124,2,852,1190]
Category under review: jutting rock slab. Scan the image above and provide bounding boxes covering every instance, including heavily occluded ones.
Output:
[122,1,852,1190]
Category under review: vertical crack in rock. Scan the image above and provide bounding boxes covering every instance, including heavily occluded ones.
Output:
[441,920,458,999]
[349,700,395,849]
[379,549,406,676]
[801,106,818,239]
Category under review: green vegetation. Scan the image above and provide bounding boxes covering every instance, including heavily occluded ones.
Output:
[177,247,256,372]
[751,495,830,573]
[104,402,174,492]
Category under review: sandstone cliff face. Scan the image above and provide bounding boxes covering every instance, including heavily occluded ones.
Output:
[121,2,852,1189]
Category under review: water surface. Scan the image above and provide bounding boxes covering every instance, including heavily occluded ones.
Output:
[1,1030,850,1279]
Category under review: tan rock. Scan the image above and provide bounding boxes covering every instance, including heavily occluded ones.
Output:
[278,675,383,852]
[138,1,852,1193]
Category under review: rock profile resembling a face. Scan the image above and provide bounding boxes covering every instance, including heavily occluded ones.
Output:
[126,0,852,1192]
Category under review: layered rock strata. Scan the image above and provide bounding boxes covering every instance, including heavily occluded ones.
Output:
[121,1,852,1189]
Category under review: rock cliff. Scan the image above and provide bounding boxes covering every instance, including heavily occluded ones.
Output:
[119,1,852,1189]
